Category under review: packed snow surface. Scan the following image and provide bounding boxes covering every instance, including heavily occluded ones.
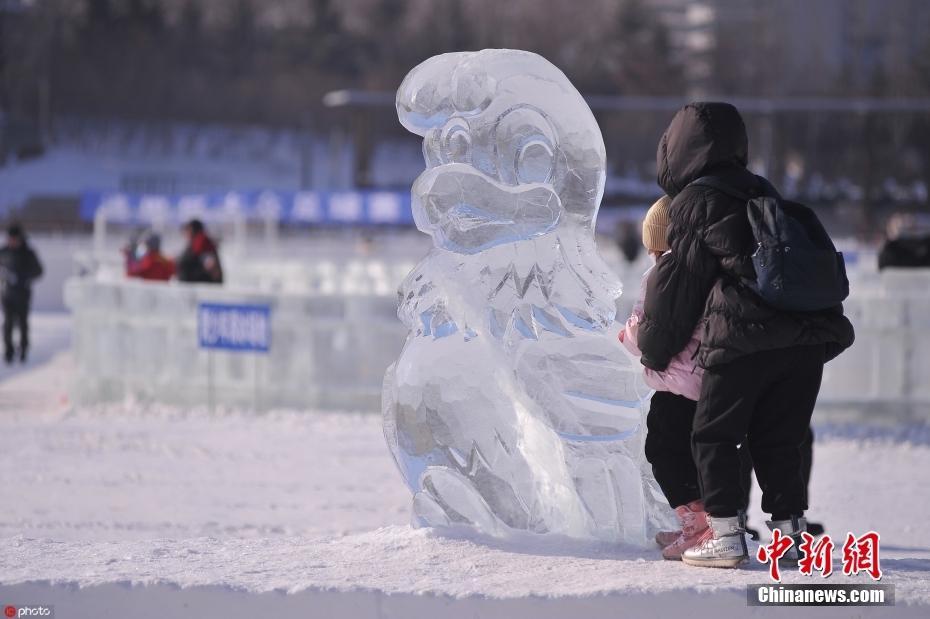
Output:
[1,315,928,617]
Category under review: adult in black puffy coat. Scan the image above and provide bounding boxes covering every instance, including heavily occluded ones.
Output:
[638,103,854,371]
[637,103,854,556]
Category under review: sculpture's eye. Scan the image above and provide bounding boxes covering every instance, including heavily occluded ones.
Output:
[440,120,472,164]
[494,107,557,185]
[516,139,554,184]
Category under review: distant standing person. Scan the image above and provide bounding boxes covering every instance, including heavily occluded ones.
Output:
[177,219,223,284]
[0,224,43,364]
[616,219,642,265]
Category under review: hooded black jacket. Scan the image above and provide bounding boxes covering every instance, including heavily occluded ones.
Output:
[637,102,855,371]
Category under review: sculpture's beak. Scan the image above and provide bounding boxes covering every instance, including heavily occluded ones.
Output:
[412,163,561,254]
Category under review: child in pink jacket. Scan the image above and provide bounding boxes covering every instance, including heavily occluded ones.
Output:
[620,195,708,560]
[621,261,703,400]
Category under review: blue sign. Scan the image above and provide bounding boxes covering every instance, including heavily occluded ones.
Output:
[80,189,414,226]
[198,303,271,353]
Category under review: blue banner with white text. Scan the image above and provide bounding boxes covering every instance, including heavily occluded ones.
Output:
[80,189,414,226]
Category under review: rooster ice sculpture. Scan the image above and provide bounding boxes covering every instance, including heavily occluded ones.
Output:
[382,49,675,544]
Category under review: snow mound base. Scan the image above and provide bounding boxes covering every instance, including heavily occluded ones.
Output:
[2,527,929,618]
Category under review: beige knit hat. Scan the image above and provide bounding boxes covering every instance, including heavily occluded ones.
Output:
[642,195,671,253]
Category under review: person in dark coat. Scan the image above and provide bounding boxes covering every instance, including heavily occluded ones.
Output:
[0,224,44,364]
[637,102,854,568]
[616,219,643,264]
[878,237,930,269]
[878,214,930,270]
[176,219,223,284]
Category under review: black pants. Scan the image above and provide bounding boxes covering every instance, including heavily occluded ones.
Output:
[647,390,817,514]
[739,427,814,513]
[645,391,701,508]
[694,344,825,519]
[2,294,30,360]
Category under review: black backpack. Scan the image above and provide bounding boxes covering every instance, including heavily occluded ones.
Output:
[689,175,849,312]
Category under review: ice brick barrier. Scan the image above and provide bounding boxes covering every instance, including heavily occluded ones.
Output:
[818,268,930,418]
[63,264,930,417]
[63,276,407,411]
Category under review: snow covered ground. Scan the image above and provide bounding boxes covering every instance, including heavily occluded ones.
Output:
[1,314,928,617]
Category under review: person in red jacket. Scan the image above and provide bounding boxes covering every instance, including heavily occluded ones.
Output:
[125,232,175,281]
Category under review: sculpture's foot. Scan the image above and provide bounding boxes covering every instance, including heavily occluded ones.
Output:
[412,466,504,536]
[412,490,450,527]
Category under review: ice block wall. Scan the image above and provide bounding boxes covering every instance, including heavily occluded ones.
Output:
[61,253,930,417]
[63,260,410,411]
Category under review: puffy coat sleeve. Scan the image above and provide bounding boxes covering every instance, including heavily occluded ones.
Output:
[637,190,718,371]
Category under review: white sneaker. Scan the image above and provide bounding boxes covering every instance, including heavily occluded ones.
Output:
[681,515,749,568]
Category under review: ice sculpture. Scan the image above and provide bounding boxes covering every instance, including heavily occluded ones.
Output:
[383,49,675,545]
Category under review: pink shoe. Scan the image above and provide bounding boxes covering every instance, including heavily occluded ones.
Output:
[656,499,708,547]
[655,529,682,547]
[662,500,710,560]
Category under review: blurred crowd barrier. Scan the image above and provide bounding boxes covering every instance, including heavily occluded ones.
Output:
[63,265,408,411]
[62,242,930,418]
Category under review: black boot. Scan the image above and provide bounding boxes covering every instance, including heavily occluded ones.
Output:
[807,521,825,536]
